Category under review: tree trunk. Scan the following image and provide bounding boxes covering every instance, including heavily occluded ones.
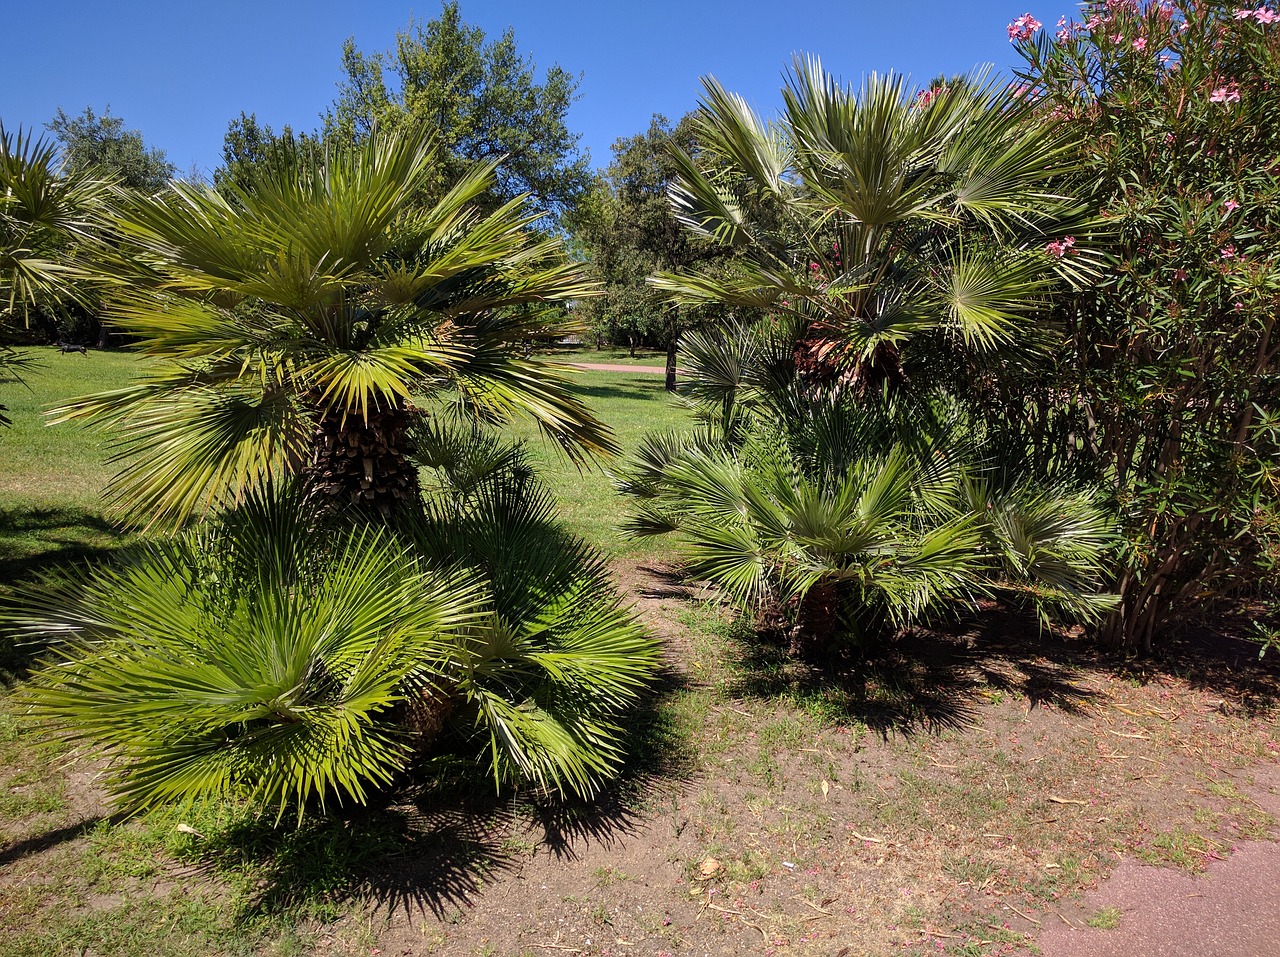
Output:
[665,334,678,392]
[303,404,420,518]
[628,335,637,358]
[787,582,840,662]
[96,322,110,350]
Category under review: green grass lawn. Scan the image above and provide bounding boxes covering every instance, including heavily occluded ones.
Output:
[506,365,689,555]
[0,348,689,598]
[0,349,144,602]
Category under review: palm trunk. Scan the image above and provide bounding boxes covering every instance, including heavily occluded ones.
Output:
[788,581,840,662]
[303,404,420,518]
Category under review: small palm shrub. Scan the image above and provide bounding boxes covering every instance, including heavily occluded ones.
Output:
[14,465,659,817]
[405,423,661,795]
[619,322,1116,657]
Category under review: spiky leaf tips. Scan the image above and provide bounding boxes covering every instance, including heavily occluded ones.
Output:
[53,128,613,529]
[15,467,661,817]
[654,58,1096,400]
[13,488,477,818]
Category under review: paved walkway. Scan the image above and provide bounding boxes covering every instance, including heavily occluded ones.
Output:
[1036,762,1280,957]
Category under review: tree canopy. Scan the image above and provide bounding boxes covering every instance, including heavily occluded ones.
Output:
[325,2,589,218]
[46,106,174,193]
[571,113,730,387]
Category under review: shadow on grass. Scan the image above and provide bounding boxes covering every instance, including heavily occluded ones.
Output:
[0,507,133,680]
[726,631,988,737]
[0,507,127,582]
[568,380,670,404]
[181,674,696,925]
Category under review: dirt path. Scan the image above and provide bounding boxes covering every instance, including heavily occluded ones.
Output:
[1034,763,1280,957]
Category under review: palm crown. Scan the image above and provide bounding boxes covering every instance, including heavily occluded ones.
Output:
[55,129,611,526]
[654,58,1092,392]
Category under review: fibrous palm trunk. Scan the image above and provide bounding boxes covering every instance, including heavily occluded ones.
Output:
[304,404,421,517]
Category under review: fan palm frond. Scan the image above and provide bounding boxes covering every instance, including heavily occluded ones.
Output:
[52,127,610,525]
[13,488,479,818]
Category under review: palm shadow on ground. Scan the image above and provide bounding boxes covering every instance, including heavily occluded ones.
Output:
[566,380,668,404]
[180,669,697,925]
[0,507,132,680]
[721,602,1280,738]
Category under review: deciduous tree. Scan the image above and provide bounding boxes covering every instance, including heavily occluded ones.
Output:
[46,106,173,193]
[326,2,588,219]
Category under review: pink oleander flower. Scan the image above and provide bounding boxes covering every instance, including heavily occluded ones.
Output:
[1221,244,1238,259]
[1164,132,1176,145]
[1235,7,1256,17]
[1173,268,1188,281]
[1210,83,1241,103]
[1007,13,1042,41]
[1224,199,1240,212]
[1133,36,1148,50]
[1112,32,1125,42]
[1057,26,1073,42]
[1045,236,1077,258]
[1255,8,1280,22]
[916,87,946,108]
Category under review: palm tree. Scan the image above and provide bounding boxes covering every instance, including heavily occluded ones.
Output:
[653,59,1094,395]
[619,349,1116,656]
[1,126,112,425]
[1,125,111,325]
[53,129,612,526]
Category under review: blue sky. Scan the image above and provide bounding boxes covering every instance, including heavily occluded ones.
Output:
[3,1,1070,176]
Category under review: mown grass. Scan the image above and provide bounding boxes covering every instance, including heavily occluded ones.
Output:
[0,349,142,603]
[0,348,689,580]
[502,363,690,556]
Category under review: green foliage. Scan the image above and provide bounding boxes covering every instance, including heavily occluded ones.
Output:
[404,424,661,793]
[14,460,660,814]
[14,488,474,816]
[655,57,1094,396]
[1010,2,1280,649]
[53,128,609,527]
[614,62,1115,654]
[569,114,729,367]
[46,106,175,193]
[0,125,111,329]
[618,322,1117,652]
[326,2,588,218]
[214,112,325,196]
